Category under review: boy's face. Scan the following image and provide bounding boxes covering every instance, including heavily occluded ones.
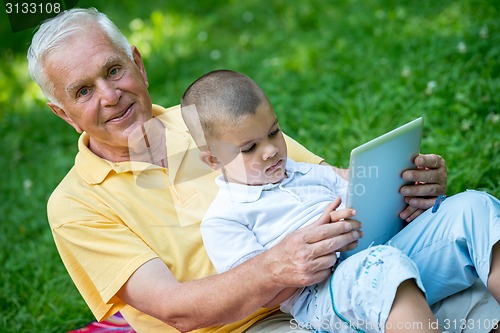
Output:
[208,101,287,185]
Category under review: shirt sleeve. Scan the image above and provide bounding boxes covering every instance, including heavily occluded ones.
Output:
[315,163,349,206]
[49,194,158,321]
[201,205,265,273]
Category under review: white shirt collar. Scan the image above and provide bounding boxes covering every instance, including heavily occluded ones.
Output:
[214,158,313,203]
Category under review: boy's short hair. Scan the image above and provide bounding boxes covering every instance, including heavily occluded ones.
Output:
[181,70,269,147]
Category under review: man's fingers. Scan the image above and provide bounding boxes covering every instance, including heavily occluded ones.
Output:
[337,239,360,252]
[402,169,441,184]
[303,224,362,256]
[408,196,439,210]
[402,154,447,190]
[303,221,352,243]
[400,205,426,222]
[414,154,445,169]
[401,182,444,197]
[400,195,438,214]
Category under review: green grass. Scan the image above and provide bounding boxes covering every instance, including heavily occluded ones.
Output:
[1,0,499,331]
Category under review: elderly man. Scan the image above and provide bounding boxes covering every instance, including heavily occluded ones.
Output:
[28,7,499,333]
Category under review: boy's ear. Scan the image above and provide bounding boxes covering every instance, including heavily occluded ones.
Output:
[199,150,221,170]
[47,102,83,133]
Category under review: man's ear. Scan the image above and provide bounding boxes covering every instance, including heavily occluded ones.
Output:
[199,150,221,170]
[47,102,83,133]
[131,46,149,88]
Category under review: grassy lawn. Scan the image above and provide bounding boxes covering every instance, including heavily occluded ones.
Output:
[1,0,499,331]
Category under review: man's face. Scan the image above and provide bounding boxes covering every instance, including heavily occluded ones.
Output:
[209,101,288,186]
[45,24,152,160]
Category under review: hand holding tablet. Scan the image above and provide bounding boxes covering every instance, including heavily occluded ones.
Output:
[341,117,423,259]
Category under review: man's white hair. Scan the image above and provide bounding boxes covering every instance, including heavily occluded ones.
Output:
[27,7,133,106]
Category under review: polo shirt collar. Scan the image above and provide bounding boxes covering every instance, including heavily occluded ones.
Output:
[215,158,312,203]
[75,133,166,185]
[74,105,190,185]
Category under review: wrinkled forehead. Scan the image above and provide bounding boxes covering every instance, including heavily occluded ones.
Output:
[43,28,126,96]
[45,23,112,60]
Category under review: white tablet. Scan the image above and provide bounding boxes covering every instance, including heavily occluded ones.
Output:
[341,117,423,259]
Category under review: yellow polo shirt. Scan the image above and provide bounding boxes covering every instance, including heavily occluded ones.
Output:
[47,104,323,332]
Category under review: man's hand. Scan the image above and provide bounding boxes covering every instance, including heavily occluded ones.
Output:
[400,154,447,222]
[267,198,362,287]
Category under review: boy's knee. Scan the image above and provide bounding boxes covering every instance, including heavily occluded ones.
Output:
[448,190,497,211]
[381,245,415,267]
[361,245,416,275]
[435,190,497,225]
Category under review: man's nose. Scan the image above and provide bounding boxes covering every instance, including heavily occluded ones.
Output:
[98,80,121,107]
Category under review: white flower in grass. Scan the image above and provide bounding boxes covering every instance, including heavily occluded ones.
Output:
[455,93,466,102]
[425,81,437,95]
[461,119,472,131]
[457,41,467,54]
[401,66,411,78]
[487,112,499,124]
[23,179,33,195]
[480,26,489,39]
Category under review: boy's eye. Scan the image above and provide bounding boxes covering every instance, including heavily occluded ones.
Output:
[269,128,281,136]
[241,144,256,154]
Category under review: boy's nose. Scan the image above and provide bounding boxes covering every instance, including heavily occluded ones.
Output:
[262,144,278,160]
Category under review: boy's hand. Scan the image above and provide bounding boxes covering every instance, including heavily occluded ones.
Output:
[323,197,363,252]
[273,197,362,287]
[400,154,447,222]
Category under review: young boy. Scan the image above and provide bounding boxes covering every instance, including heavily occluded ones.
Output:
[181,70,500,333]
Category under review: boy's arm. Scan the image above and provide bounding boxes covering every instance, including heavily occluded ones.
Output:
[264,198,360,309]
[200,215,266,274]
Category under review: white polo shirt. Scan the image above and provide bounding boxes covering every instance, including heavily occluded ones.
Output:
[201,158,347,273]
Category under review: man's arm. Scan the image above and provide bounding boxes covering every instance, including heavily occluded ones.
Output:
[117,203,361,332]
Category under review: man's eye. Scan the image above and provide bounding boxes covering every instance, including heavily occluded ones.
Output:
[241,144,256,153]
[109,66,122,77]
[78,88,89,97]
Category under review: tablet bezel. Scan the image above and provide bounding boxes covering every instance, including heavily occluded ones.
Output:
[341,117,423,259]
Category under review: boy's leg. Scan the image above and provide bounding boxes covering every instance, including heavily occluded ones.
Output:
[387,280,440,333]
[328,245,434,332]
[389,190,500,304]
[487,242,500,302]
